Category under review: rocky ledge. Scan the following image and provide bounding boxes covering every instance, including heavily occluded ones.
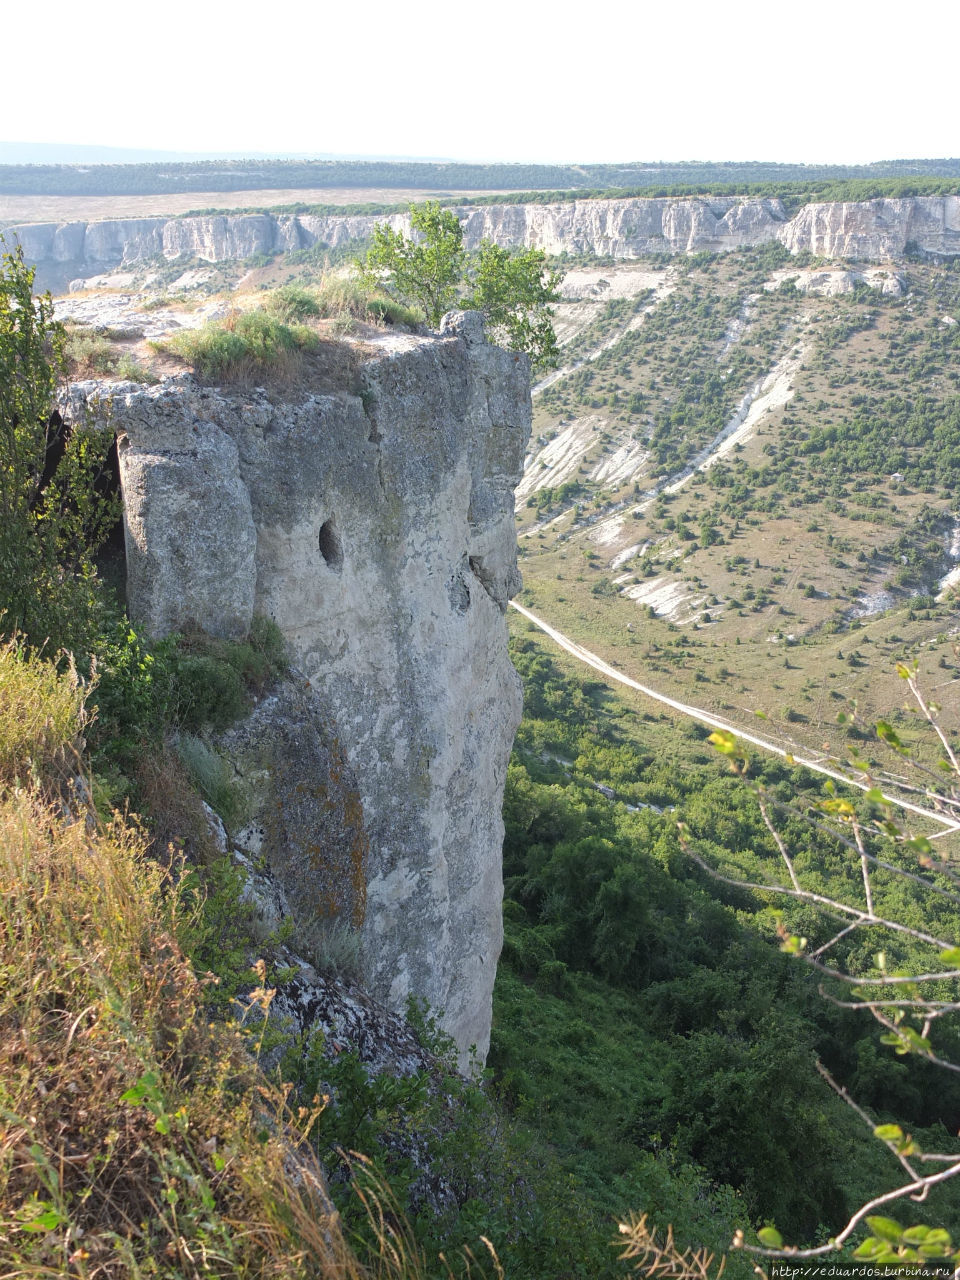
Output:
[66,312,530,1068]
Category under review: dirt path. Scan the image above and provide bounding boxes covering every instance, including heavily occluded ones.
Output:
[510,600,960,836]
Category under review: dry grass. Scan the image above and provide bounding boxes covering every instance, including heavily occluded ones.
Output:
[0,637,86,787]
[153,306,368,392]
[155,309,321,384]
[0,644,497,1279]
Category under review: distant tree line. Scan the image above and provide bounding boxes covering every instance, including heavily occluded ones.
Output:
[2,155,960,200]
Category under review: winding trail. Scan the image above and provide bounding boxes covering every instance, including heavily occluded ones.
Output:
[510,600,960,837]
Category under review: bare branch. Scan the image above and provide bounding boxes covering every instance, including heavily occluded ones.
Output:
[809,920,860,959]
[685,849,953,950]
[815,1060,919,1183]
[853,816,874,917]
[819,988,960,1015]
[734,1159,960,1259]
[809,965,960,987]
[907,674,960,778]
[758,793,802,893]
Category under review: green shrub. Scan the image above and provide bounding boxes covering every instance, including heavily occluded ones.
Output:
[0,243,118,655]
[158,309,320,380]
[174,733,250,831]
[90,614,288,768]
[113,352,159,383]
[173,653,246,730]
[306,275,421,328]
[64,325,116,374]
[263,283,323,322]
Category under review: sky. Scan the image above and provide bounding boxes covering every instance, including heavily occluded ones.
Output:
[11,0,960,165]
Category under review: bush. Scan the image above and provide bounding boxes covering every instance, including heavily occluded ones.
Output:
[64,324,116,374]
[89,615,288,772]
[173,653,246,730]
[158,309,320,380]
[276,276,421,329]
[0,242,118,654]
[263,283,323,322]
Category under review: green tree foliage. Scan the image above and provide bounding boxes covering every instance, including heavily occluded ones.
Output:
[466,240,562,371]
[494,636,960,1255]
[358,202,563,372]
[0,242,117,652]
[360,203,466,328]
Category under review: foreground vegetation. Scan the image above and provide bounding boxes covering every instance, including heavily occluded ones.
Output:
[0,641,516,1279]
[4,213,960,1275]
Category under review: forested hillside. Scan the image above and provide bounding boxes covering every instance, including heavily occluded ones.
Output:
[3,156,960,199]
[491,630,960,1271]
[518,243,960,764]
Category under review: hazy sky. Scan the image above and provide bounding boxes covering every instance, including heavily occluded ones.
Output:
[12,0,959,164]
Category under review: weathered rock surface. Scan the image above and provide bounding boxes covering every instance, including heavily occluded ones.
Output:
[777,196,960,260]
[66,314,529,1067]
[233,845,437,1076]
[762,266,906,296]
[11,195,960,292]
[219,677,370,932]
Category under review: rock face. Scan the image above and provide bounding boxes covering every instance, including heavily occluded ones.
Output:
[777,197,960,260]
[11,195,960,292]
[762,266,906,296]
[67,314,529,1066]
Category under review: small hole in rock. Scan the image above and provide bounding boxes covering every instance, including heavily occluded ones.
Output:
[319,518,343,573]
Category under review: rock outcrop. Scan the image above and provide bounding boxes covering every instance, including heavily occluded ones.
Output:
[10,195,960,292]
[66,313,529,1067]
[777,197,960,260]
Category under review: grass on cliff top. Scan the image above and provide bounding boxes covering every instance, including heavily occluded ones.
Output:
[156,308,322,381]
[154,278,419,386]
[0,639,496,1280]
[263,278,421,330]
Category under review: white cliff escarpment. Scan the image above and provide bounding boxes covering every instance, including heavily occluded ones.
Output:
[66,313,529,1068]
[9,196,960,292]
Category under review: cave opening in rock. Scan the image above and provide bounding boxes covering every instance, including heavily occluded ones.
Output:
[318,517,344,573]
[94,434,128,603]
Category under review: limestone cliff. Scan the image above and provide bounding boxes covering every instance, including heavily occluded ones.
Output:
[66,313,529,1066]
[9,195,960,291]
[776,196,960,259]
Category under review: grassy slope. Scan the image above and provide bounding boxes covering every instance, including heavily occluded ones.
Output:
[518,247,960,767]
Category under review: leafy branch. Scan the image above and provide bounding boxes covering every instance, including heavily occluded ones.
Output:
[668,666,960,1268]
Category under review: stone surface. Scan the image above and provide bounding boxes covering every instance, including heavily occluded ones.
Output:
[217,677,370,931]
[11,195,960,292]
[777,196,960,260]
[762,266,906,296]
[66,314,529,1067]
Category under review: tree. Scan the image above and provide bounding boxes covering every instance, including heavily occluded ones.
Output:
[358,202,563,373]
[0,240,116,652]
[464,240,562,373]
[360,203,465,329]
[650,666,960,1272]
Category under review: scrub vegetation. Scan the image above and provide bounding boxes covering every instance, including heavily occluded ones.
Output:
[3,214,960,1277]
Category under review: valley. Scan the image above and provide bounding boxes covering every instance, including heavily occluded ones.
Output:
[515,245,960,774]
[4,175,960,1276]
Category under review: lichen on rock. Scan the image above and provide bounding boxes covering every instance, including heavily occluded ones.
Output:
[69,313,530,1068]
